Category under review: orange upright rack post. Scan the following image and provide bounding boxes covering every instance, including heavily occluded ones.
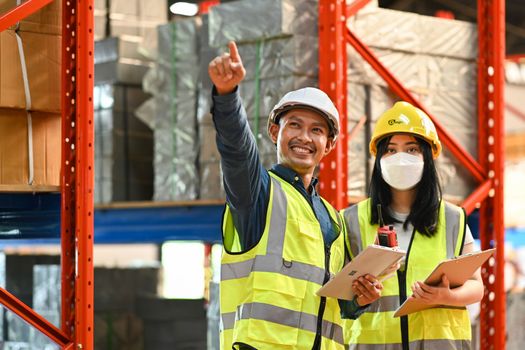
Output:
[0,0,94,348]
[61,0,95,349]
[318,0,348,210]
[477,1,506,349]
[318,0,506,348]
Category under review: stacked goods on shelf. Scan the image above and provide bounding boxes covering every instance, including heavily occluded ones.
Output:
[94,267,160,350]
[138,18,201,201]
[195,14,222,200]
[200,0,319,199]
[0,0,61,191]
[93,0,167,203]
[346,7,478,202]
[140,0,319,201]
[94,37,153,203]
[94,37,154,203]
[94,0,167,58]
[136,296,207,349]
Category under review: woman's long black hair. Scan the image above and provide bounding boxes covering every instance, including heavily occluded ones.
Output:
[369,135,442,237]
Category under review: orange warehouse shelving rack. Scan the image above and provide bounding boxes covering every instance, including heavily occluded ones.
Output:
[318,0,506,349]
[0,0,506,349]
[0,0,94,349]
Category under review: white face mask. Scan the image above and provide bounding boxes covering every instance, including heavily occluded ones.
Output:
[380,152,424,190]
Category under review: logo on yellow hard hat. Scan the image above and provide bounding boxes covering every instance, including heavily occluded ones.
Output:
[388,119,404,126]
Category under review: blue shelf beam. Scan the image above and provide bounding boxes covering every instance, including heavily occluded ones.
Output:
[1,194,223,244]
[94,203,223,244]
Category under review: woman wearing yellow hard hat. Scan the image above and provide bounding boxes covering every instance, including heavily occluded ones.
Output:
[341,101,484,349]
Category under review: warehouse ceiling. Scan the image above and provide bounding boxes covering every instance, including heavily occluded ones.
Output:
[379,0,525,56]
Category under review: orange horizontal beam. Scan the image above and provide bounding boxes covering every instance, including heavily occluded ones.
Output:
[0,287,73,347]
[346,0,371,17]
[461,179,492,215]
[348,115,367,142]
[506,103,525,123]
[0,0,52,32]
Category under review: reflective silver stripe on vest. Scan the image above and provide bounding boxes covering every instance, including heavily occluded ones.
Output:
[321,318,345,346]
[343,204,362,258]
[360,296,465,314]
[266,177,288,256]
[444,202,462,258]
[221,177,326,284]
[220,311,236,331]
[220,302,344,346]
[222,254,326,284]
[347,339,471,350]
[365,295,400,313]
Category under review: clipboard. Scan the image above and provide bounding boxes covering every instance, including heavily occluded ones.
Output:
[393,248,496,317]
[316,245,406,300]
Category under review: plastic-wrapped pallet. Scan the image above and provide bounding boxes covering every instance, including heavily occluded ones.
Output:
[94,36,155,203]
[208,0,318,47]
[139,18,201,201]
[94,84,153,203]
[196,14,224,200]
[199,0,319,199]
[346,7,478,201]
[95,37,154,85]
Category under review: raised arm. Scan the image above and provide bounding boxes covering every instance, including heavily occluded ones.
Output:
[208,42,270,250]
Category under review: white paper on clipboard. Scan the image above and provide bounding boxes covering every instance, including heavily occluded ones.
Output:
[316,245,406,300]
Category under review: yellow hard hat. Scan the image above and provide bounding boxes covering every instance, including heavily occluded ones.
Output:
[369,101,442,158]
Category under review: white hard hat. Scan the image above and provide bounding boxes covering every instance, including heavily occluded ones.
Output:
[267,87,340,140]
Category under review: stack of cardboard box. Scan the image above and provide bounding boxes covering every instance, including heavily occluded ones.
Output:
[94,0,167,58]
[94,37,155,203]
[92,0,167,203]
[0,0,61,191]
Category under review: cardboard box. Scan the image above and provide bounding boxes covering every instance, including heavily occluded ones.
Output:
[0,109,61,189]
[0,0,61,35]
[109,0,167,22]
[0,29,61,112]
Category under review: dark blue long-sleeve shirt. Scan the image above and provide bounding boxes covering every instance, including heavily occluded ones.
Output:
[211,87,367,319]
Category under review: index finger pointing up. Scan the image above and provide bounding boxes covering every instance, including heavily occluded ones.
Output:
[228,41,242,63]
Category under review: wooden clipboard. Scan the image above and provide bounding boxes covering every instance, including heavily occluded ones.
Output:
[393,248,496,317]
[316,245,406,300]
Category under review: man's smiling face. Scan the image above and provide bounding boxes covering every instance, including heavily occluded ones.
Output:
[269,108,335,177]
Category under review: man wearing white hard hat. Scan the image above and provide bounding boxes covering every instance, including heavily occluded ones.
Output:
[209,41,382,350]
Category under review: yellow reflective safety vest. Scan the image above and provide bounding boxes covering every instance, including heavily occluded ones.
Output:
[220,172,346,350]
[342,199,471,350]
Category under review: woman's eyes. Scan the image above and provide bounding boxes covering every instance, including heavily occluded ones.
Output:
[407,147,421,153]
[386,147,420,154]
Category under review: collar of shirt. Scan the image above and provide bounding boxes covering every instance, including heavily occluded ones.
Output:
[270,164,339,248]
[270,164,319,200]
